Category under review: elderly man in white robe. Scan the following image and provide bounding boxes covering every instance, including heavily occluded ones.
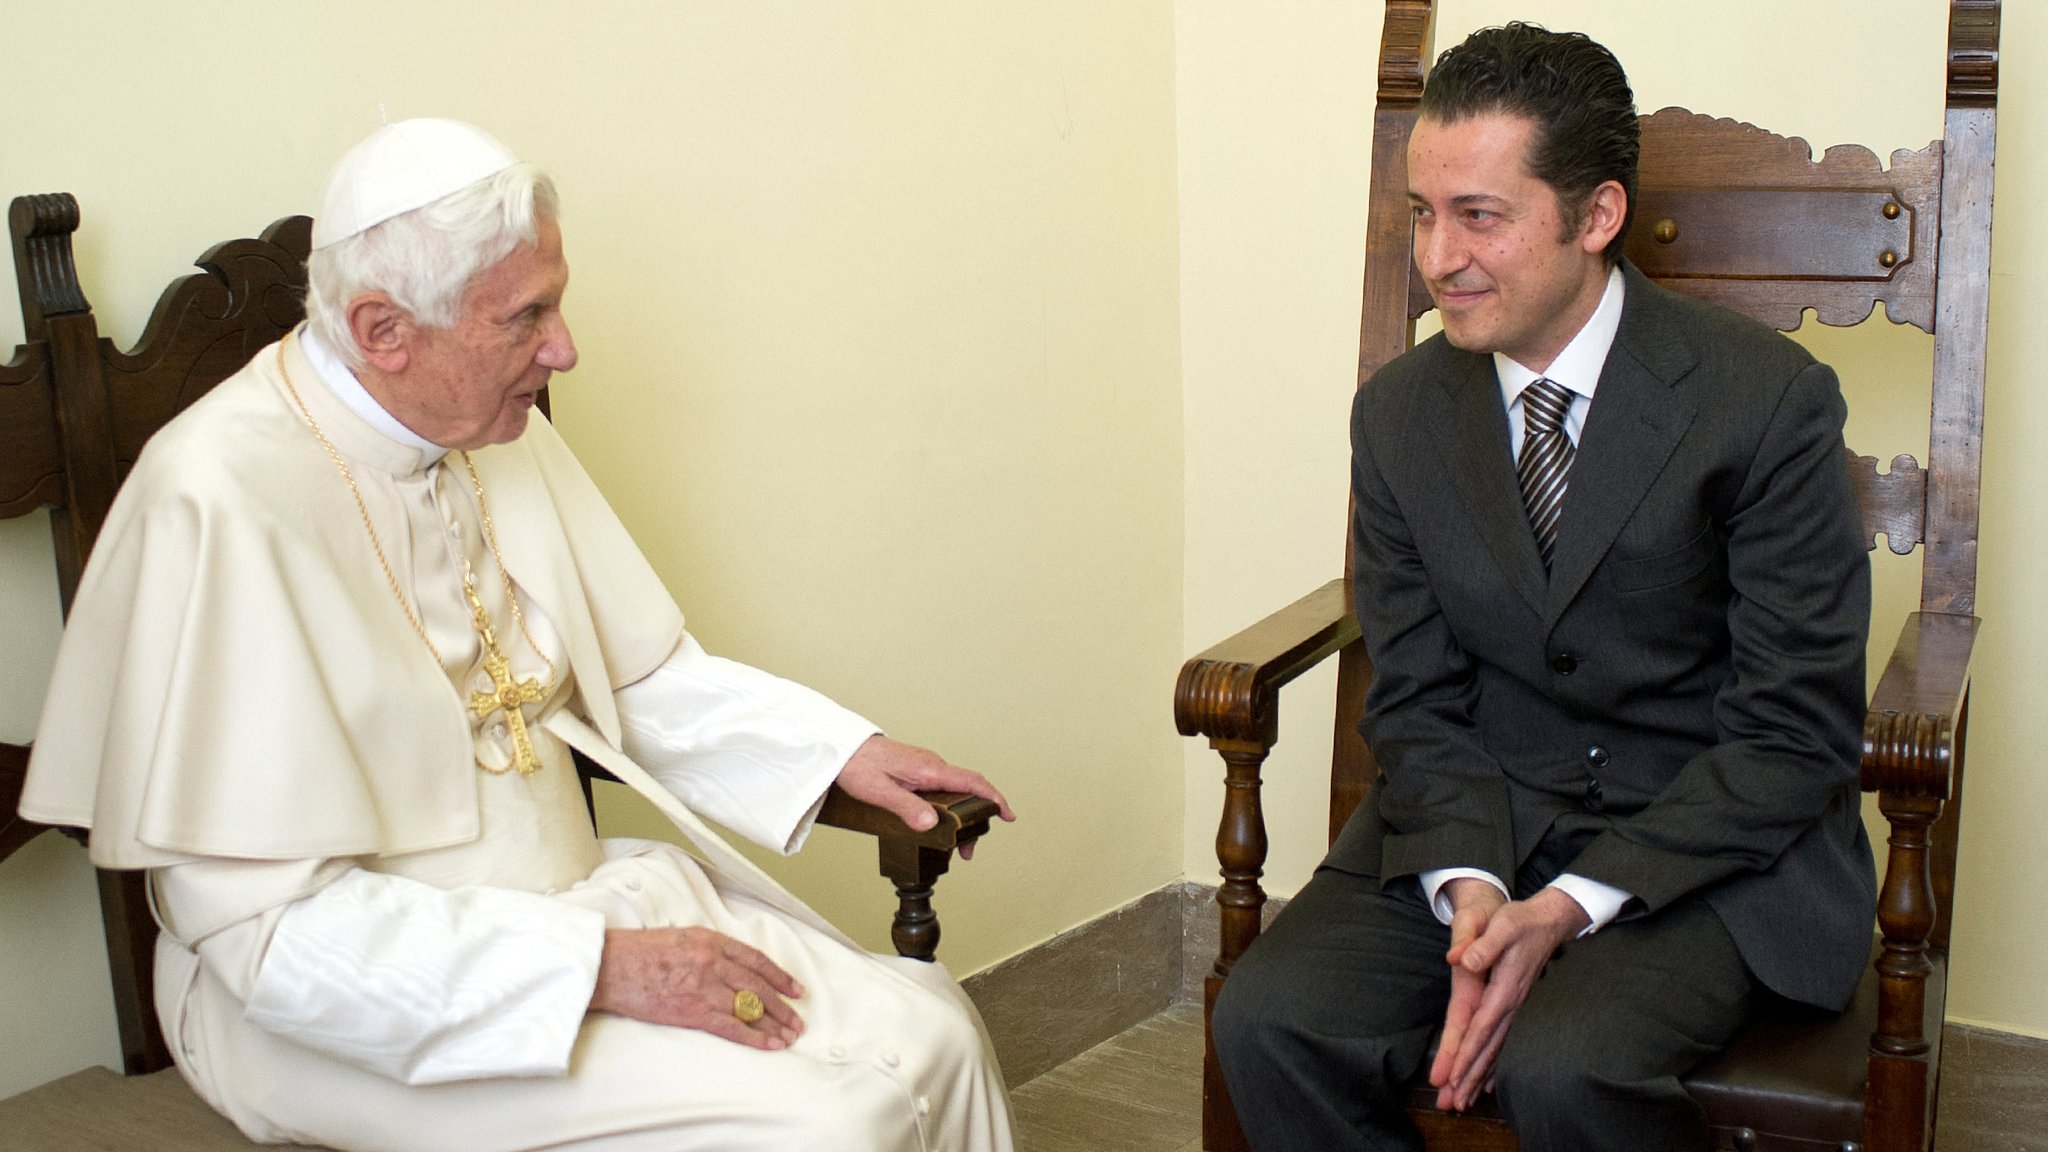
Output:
[19,119,1017,1151]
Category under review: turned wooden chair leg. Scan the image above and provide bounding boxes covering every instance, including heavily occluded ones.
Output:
[868,793,1000,962]
[878,840,956,961]
[1204,735,1274,1152]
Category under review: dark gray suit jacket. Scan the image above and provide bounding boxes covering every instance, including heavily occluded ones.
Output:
[1328,263,1876,1010]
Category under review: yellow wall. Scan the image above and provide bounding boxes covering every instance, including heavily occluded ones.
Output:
[0,0,1185,1097]
[1178,0,2048,1042]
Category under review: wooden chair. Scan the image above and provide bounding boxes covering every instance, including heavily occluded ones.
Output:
[0,193,996,1139]
[1175,2,2000,1151]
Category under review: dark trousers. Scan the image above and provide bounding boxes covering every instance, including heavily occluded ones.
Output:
[1211,865,1761,1152]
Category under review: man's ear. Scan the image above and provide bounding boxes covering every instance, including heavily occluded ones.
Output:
[1579,180,1629,256]
[345,293,415,375]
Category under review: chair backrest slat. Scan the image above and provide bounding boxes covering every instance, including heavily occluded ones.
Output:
[1852,452,1929,557]
[1626,113,1944,335]
[0,342,57,519]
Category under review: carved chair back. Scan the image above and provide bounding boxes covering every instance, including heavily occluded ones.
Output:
[1178,3,1999,1150]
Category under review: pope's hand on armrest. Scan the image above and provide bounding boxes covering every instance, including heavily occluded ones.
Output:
[832,735,1016,860]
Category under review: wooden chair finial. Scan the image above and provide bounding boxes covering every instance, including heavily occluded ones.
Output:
[1946,0,2000,108]
[1375,0,1437,109]
[9,193,89,340]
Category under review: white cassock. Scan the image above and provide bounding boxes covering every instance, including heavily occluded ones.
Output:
[19,329,1014,1152]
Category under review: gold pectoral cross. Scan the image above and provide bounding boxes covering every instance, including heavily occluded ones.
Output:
[470,647,548,775]
[461,562,552,776]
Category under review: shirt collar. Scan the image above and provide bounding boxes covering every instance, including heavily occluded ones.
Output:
[299,326,449,463]
[1494,263,1626,409]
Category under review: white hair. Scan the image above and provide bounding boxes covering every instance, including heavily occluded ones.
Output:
[305,163,559,366]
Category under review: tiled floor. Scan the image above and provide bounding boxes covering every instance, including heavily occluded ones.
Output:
[1931,1024,2048,1152]
[1011,1002,1205,1152]
[1012,1002,2048,1152]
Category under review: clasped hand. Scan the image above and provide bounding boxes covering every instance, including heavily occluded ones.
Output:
[1429,880,1590,1111]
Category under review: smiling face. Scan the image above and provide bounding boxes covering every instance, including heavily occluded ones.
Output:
[360,214,578,450]
[1407,112,1623,372]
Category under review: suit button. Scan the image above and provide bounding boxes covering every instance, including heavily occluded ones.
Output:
[1550,652,1578,675]
[1586,746,1610,767]
[1584,778,1605,812]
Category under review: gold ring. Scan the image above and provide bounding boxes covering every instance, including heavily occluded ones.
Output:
[734,989,765,1024]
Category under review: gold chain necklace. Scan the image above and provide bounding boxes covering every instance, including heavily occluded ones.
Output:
[277,334,559,775]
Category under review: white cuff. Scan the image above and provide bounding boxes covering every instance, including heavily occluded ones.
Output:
[1546,873,1633,938]
[246,869,605,1085]
[1419,867,1509,924]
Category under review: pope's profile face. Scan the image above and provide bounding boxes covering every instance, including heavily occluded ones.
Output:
[1406,112,1612,372]
[403,215,578,450]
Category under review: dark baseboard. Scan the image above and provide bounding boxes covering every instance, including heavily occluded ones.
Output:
[962,881,1288,1085]
[960,884,1182,1085]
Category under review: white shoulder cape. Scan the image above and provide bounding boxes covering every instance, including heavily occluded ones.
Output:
[19,337,683,868]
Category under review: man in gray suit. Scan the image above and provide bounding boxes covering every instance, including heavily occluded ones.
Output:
[1212,24,1874,1152]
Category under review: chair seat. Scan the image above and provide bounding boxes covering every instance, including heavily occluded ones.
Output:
[0,1066,329,1151]
[1404,941,1942,1152]
[1688,945,1944,1151]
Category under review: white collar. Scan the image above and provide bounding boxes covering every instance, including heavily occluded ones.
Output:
[1494,264,1626,408]
[298,326,449,462]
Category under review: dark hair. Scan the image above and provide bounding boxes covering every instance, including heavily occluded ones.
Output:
[1418,23,1639,264]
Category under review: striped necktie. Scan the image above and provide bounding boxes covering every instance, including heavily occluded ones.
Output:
[1517,377,1574,570]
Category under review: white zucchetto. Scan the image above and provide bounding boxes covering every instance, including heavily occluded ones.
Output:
[312,118,518,249]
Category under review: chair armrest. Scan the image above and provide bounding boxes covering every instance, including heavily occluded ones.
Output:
[1862,611,1978,797]
[819,785,1002,962]
[816,785,1000,850]
[1175,577,1359,745]
[570,748,997,851]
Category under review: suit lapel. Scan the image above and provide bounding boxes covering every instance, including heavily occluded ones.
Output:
[1543,270,1699,627]
[1425,350,1549,618]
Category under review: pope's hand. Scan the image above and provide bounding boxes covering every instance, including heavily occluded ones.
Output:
[591,927,806,1050]
[833,735,1016,860]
